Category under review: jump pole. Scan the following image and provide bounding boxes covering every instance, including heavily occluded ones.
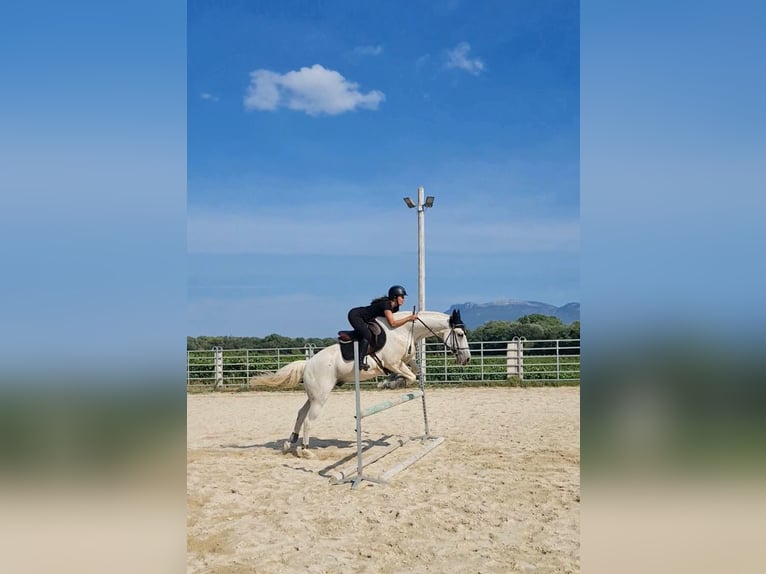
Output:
[330,437,406,482]
[416,340,432,439]
[360,390,423,418]
[332,340,444,489]
[344,340,387,488]
[380,435,445,482]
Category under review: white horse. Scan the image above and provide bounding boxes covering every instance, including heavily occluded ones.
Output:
[250,309,471,457]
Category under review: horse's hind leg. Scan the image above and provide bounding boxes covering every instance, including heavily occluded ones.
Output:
[298,398,327,459]
[282,399,311,455]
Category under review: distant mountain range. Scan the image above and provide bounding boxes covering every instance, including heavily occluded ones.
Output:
[444,299,580,330]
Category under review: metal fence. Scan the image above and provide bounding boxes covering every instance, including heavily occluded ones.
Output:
[187,339,580,391]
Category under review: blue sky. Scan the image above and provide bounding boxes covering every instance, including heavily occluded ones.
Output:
[187,0,580,338]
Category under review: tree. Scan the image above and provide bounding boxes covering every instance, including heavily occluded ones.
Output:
[472,320,517,341]
[564,321,580,339]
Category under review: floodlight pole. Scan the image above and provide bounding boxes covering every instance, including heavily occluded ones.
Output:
[416,187,427,386]
[403,187,434,386]
[417,186,426,316]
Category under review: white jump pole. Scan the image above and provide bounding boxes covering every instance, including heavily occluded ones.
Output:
[380,436,445,482]
[359,390,423,418]
[331,437,406,482]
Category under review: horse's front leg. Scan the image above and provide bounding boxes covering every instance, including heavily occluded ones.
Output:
[377,361,418,389]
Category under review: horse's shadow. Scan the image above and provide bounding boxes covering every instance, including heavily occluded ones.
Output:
[219,435,397,478]
[220,437,357,452]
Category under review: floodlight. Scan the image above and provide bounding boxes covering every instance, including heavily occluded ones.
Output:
[403,197,416,208]
[424,196,435,208]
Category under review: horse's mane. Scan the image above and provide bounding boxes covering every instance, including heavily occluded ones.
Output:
[386,310,450,329]
[392,309,447,319]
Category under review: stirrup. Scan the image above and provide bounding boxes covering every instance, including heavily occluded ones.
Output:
[359,362,370,371]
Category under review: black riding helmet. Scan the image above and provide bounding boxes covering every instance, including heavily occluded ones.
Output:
[388,285,407,298]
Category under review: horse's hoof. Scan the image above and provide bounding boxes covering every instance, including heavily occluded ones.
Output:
[377,381,389,389]
[298,447,315,459]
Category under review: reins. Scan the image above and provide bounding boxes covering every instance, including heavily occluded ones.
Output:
[407,306,416,355]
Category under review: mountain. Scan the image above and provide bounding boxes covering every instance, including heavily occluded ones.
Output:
[445,299,580,330]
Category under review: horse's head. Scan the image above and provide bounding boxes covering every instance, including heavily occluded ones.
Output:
[440,309,471,365]
[395,309,472,366]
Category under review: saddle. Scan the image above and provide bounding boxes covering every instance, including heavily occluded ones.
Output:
[337,321,387,363]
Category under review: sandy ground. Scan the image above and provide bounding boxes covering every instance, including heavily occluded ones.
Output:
[187,386,580,573]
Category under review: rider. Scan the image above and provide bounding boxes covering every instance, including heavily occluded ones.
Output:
[347,285,418,370]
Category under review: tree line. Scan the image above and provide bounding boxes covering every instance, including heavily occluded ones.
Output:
[187,314,579,350]
[471,314,580,341]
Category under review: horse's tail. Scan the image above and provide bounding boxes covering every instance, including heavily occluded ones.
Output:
[249,360,306,389]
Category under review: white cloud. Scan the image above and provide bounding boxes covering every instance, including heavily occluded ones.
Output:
[187,207,406,255]
[352,44,383,56]
[445,42,485,75]
[434,219,580,253]
[415,54,431,69]
[187,205,578,256]
[200,92,219,102]
[243,64,385,116]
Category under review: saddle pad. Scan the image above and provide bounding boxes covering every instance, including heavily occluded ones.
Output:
[338,338,356,361]
[337,321,387,361]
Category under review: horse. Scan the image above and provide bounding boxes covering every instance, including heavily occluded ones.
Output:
[249,309,471,457]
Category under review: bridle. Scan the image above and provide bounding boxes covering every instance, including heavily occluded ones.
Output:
[415,317,470,356]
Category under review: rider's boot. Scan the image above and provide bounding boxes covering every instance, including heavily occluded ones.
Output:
[357,339,370,371]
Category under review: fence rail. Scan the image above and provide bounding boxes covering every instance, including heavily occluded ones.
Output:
[187,339,580,391]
